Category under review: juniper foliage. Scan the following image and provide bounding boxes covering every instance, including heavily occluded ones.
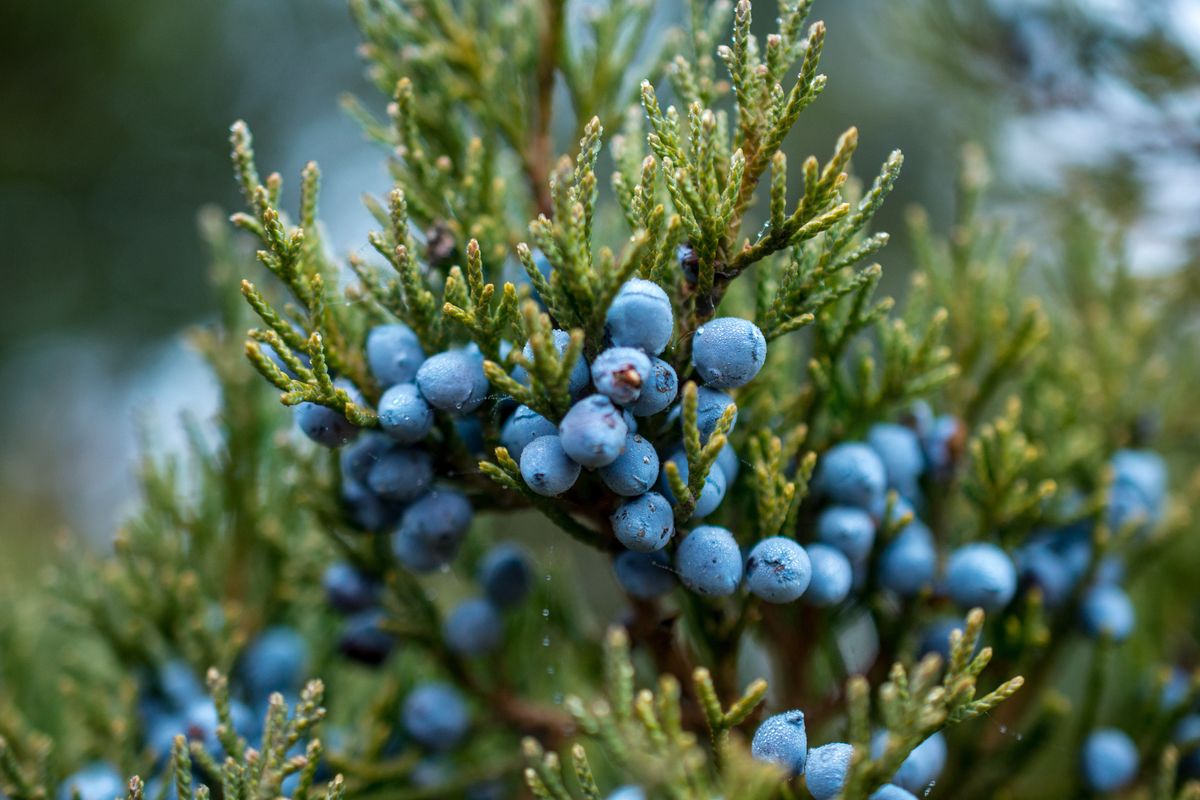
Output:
[3,1,1200,799]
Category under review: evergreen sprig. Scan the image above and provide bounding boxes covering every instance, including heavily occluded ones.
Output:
[664,382,738,523]
[11,1,1200,799]
[543,628,780,800]
[167,677,332,800]
[839,609,1024,799]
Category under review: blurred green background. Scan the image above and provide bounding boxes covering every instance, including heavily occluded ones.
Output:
[2,0,1197,569]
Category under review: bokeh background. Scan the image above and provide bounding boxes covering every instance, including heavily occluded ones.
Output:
[2,0,1198,572]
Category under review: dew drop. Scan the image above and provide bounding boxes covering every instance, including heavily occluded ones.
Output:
[542,607,550,618]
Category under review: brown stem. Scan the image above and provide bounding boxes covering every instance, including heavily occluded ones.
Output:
[625,598,709,731]
[526,0,565,218]
[491,690,576,748]
[523,146,554,220]
[760,604,813,705]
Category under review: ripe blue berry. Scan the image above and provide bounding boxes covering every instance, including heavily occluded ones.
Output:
[1015,543,1073,608]
[1080,584,1135,641]
[804,544,852,606]
[338,609,395,665]
[945,543,1017,611]
[500,405,557,461]
[367,447,434,503]
[805,742,854,800]
[241,626,308,700]
[867,422,925,501]
[392,490,474,572]
[872,731,946,794]
[675,525,743,596]
[599,434,659,496]
[520,435,582,496]
[691,317,767,389]
[394,530,453,572]
[478,543,534,608]
[611,492,675,552]
[295,379,364,448]
[695,386,738,444]
[516,330,591,398]
[57,763,124,800]
[403,682,469,751]
[605,278,674,355]
[750,710,807,775]
[869,786,917,800]
[1107,481,1158,536]
[659,451,727,517]
[366,323,425,387]
[559,395,628,468]
[378,383,434,443]
[592,347,653,406]
[745,537,812,603]
[878,517,936,597]
[443,597,502,656]
[613,550,676,599]
[1111,448,1167,513]
[629,358,679,416]
[607,787,646,800]
[341,479,402,532]
[817,506,876,563]
[323,562,379,614]
[1042,523,1093,585]
[816,442,887,513]
[1080,728,1138,792]
[339,432,393,484]
[416,349,489,414]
